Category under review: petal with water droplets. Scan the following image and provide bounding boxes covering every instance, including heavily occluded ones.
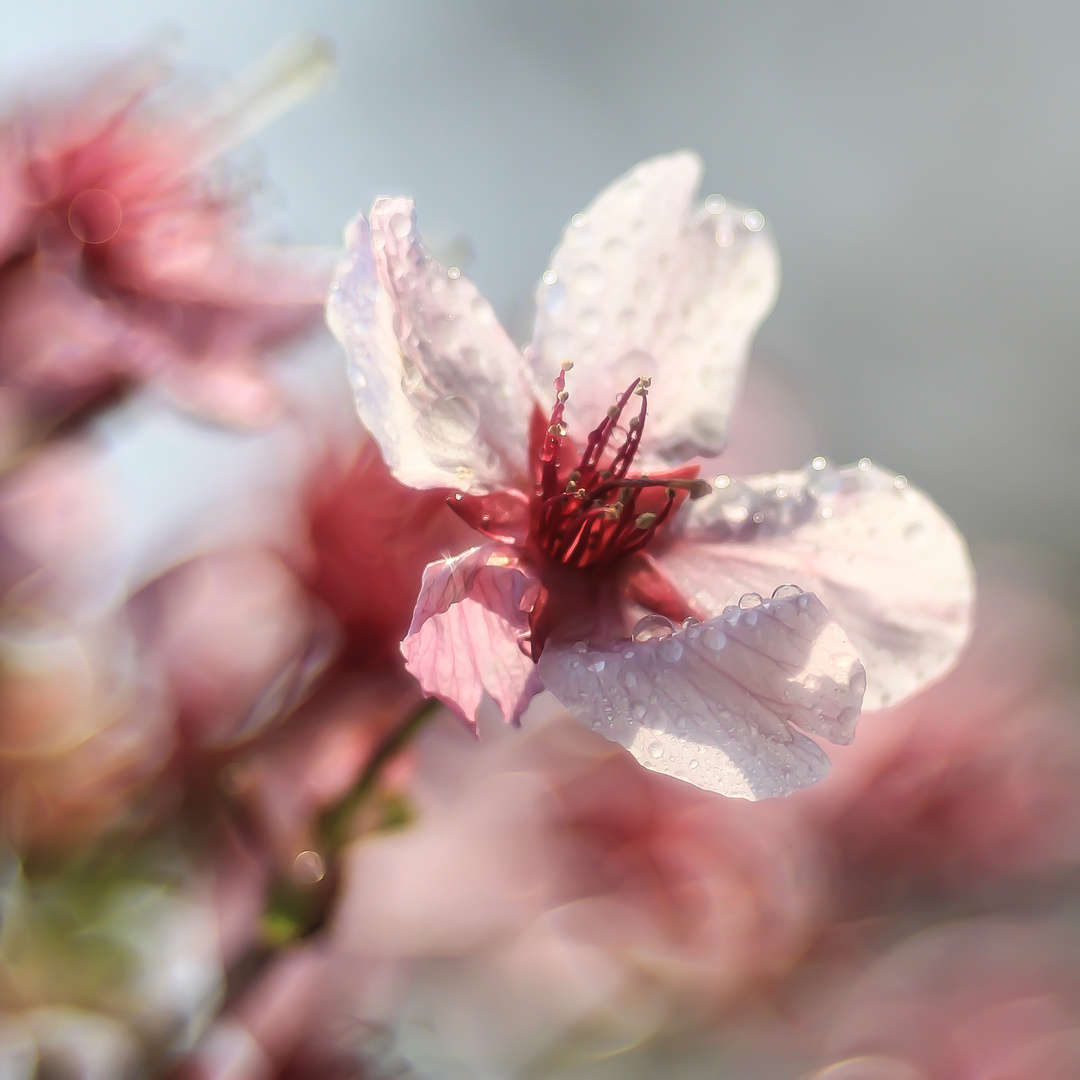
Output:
[529,151,780,464]
[327,201,533,494]
[538,590,865,799]
[658,462,974,710]
[402,545,543,726]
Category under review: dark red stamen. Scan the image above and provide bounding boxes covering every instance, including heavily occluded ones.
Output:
[530,369,708,570]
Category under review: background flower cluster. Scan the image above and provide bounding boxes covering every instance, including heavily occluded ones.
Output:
[0,13,1078,1080]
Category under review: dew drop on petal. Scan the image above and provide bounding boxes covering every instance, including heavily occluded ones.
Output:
[714,474,731,489]
[576,263,605,294]
[657,637,684,663]
[894,474,909,489]
[702,626,727,651]
[704,193,726,214]
[542,269,558,285]
[715,227,734,247]
[648,740,664,760]
[417,395,479,445]
[689,759,700,770]
[571,213,587,228]
[820,506,834,519]
[772,584,804,599]
[738,592,763,610]
[811,456,827,471]
[682,617,701,630]
[631,703,647,721]
[293,850,325,885]
[573,641,588,653]
[632,614,675,642]
[858,457,872,471]
[585,655,606,673]
[743,209,765,231]
[447,266,461,279]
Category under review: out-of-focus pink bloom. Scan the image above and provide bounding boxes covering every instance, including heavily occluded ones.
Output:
[0,48,331,437]
[798,569,1080,901]
[220,675,422,875]
[328,151,974,797]
[328,708,823,1076]
[813,919,1080,1080]
[135,547,338,749]
[305,438,476,665]
[0,614,174,848]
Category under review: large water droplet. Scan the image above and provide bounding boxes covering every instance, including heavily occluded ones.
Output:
[702,626,727,651]
[585,655,606,673]
[657,637,684,663]
[417,395,479,445]
[772,584,804,599]
[633,614,675,642]
[738,592,763,610]
[648,740,664,760]
[575,262,605,295]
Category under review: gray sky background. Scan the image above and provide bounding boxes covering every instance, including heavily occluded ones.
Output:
[4,1,1078,589]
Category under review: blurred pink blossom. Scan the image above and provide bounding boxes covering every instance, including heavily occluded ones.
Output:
[799,567,1080,903]
[328,708,824,1075]
[328,150,973,797]
[813,919,1080,1080]
[0,48,331,440]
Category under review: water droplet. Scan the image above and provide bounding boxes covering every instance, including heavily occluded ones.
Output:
[293,850,325,885]
[576,262,605,295]
[739,592,763,610]
[893,474,909,490]
[417,395,479,445]
[743,209,765,231]
[714,474,731,489]
[585,655,606,673]
[329,280,341,291]
[390,212,412,238]
[578,308,603,336]
[702,626,727,651]
[623,672,637,689]
[542,269,558,285]
[858,457,872,472]
[689,759,700,770]
[573,641,588,653]
[648,740,664,760]
[657,637,684,663]
[772,584,804,599]
[682,617,701,630]
[571,213,587,228]
[632,614,675,642]
[631,703,647,720]
[715,227,734,247]
[811,456,827,471]
[752,511,765,524]
[704,193,726,214]
[447,266,461,279]
[820,506,834,520]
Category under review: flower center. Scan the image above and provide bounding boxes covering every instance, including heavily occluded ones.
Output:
[446,363,709,570]
[531,362,708,570]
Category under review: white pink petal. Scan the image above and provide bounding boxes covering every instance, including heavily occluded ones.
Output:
[538,589,865,799]
[658,460,974,709]
[327,201,533,494]
[402,545,543,726]
[530,151,780,463]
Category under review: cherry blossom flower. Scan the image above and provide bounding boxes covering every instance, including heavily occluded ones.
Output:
[327,151,974,797]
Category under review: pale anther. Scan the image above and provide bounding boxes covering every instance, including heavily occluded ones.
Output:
[635,512,657,529]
